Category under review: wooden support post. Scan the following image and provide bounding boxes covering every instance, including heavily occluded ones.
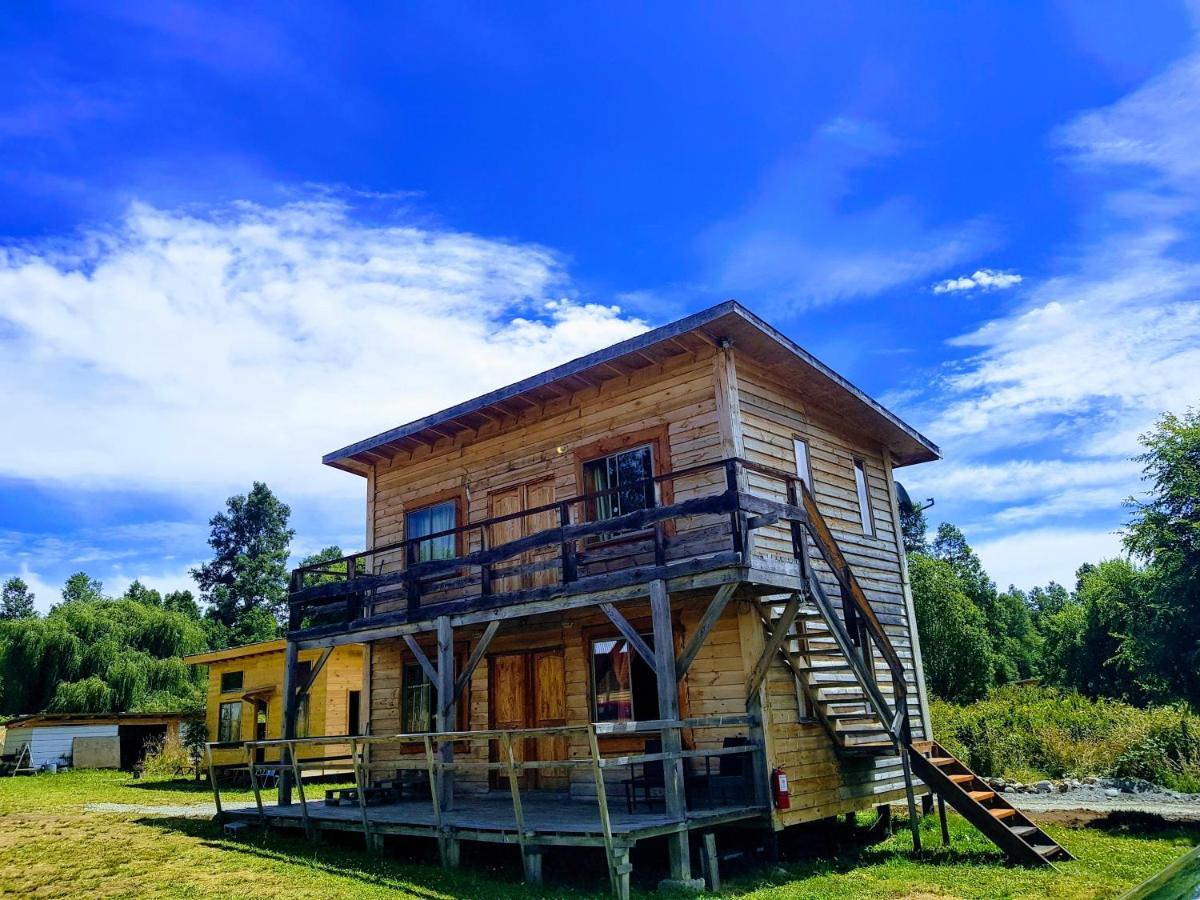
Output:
[450,619,499,709]
[600,602,657,673]
[877,803,893,835]
[435,615,456,812]
[501,732,532,881]
[522,846,544,885]
[246,744,265,825]
[351,738,376,852]
[700,831,721,891]
[291,741,313,841]
[278,639,299,806]
[586,725,619,898]
[613,847,632,900]
[650,579,691,884]
[421,734,449,867]
[402,634,438,685]
[938,795,950,846]
[900,748,922,854]
[206,747,223,818]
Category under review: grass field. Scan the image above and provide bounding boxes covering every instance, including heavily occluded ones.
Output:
[0,770,1196,898]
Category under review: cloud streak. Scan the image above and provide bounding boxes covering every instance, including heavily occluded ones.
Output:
[933,269,1023,293]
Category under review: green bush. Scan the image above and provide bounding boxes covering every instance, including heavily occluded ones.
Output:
[931,684,1200,791]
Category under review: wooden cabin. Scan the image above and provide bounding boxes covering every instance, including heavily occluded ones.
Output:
[214,302,1068,895]
[187,639,364,769]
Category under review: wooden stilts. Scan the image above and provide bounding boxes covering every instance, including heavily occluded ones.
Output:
[351,738,375,852]
[206,746,223,818]
[586,725,619,898]
[900,747,922,853]
[435,616,456,812]
[700,831,721,891]
[245,744,265,825]
[291,740,313,841]
[938,794,950,846]
[278,640,299,806]
[612,847,632,900]
[650,579,691,884]
[421,734,449,867]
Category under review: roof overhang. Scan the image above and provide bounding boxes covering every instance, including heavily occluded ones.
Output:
[323,301,940,473]
[184,638,288,666]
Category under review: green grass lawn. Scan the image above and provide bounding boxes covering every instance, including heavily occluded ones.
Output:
[0,770,1196,898]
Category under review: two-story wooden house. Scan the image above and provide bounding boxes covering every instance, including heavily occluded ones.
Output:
[213,301,1068,896]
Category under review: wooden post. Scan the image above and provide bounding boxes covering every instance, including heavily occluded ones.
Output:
[246,744,265,825]
[700,831,720,891]
[586,725,619,898]
[351,738,376,852]
[938,795,950,846]
[650,579,691,884]
[206,746,223,818]
[422,735,450,867]
[278,639,299,806]
[901,747,922,853]
[501,732,537,883]
[613,847,632,900]
[435,615,455,811]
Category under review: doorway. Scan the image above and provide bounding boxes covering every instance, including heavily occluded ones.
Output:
[254,700,269,764]
[118,725,166,771]
[488,479,558,592]
[488,649,567,790]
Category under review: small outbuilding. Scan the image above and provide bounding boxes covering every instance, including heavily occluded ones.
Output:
[2,712,188,770]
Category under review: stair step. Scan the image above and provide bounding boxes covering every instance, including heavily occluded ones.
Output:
[824,712,878,721]
[989,808,1016,820]
[948,774,974,785]
[1034,844,1063,859]
[1010,825,1039,839]
[929,757,957,767]
[799,663,853,672]
[967,790,996,803]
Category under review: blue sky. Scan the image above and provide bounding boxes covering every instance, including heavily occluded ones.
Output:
[2,1,1199,611]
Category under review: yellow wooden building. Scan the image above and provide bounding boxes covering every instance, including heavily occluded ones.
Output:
[186,639,364,767]
[211,302,1067,895]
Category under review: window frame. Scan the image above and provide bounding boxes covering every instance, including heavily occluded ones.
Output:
[588,634,661,725]
[219,670,243,694]
[853,457,876,537]
[217,700,243,743]
[401,662,435,734]
[581,442,658,524]
[792,437,814,492]
[403,490,464,563]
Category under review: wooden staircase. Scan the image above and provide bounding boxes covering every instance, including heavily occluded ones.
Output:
[909,741,1072,865]
[756,479,1070,867]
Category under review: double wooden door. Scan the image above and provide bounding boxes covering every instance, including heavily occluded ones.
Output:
[488,479,558,593]
[488,649,568,790]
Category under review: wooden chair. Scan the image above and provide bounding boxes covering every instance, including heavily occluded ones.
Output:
[622,738,665,813]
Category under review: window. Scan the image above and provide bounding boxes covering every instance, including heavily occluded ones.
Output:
[853,459,875,537]
[348,690,361,736]
[590,637,660,723]
[218,701,242,743]
[219,670,243,694]
[583,445,655,522]
[296,695,310,738]
[402,663,434,733]
[792,438,813,492]
[406,500,457,562]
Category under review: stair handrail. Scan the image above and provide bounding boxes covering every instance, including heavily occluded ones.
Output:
[794,480,911,742]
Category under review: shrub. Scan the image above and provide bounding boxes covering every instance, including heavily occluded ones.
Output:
[931,684,1200,791]
[140,730,193,779]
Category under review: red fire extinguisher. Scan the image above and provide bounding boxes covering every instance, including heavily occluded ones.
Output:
[772,767,790,810]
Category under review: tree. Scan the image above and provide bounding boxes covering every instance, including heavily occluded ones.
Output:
[900,501,928,555]
[909,554,995,702]
[298,546,348,588]
[0,578,35,619]
[122,580,162,607]
[1124,409,1200,705]
[192,482,294,646]
[1027,582,1070,623]
[163,590,201,619]
[61,572,104,605]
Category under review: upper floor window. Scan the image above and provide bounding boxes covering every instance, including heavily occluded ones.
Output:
[583,445,655,522]
[219,670,243,694]
[792,438,813,492]
[853,458,875,537]
[406,500,457,562]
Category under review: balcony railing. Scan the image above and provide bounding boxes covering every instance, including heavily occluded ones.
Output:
[288,456,811,635]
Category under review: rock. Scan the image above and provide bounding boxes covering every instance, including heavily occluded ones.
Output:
[1083,776,1099,785]
[1056,781,1070,793]
[1105,788,1120,798]
[1010,782,1026,793]
[1035,780,1054,794]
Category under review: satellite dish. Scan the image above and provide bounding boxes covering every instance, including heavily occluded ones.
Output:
[895,481,934,514]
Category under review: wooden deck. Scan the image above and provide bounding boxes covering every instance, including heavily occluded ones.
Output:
[228,793,766,847]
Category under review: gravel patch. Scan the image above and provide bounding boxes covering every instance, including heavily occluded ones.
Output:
[985,776,1200,822]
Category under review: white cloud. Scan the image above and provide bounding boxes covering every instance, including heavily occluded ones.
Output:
[932,268,1023,293]
[973,527,1127,591]
[0,199,650,498]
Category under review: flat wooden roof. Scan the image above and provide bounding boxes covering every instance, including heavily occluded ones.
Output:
[323,300,940,473]
[183,638,287,666]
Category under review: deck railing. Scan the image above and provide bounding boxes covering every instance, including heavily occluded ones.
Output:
[288,456,792,633]
[206,714,762,897]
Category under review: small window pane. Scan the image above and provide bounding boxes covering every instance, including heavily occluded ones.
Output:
[854,459,874,536]
[220,670,243,693]
[406,501,457,562]
[590,637,660,723]
[402,663,434,733]
[218,701,242,743]
[793,439,812,491]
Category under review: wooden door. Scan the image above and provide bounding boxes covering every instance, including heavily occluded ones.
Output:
[488,649,567,790]
[488,479,557,593]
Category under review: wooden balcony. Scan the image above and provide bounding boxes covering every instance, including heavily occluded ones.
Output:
[288,456,814,644]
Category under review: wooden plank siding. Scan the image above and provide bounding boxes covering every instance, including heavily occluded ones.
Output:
[734,354,929,825]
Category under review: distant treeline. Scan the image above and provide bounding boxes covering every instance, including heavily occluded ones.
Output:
[907,408,1200,711]
[0,483,341,717]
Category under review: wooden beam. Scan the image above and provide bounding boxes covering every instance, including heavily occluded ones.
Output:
[599,602,657,673]
[675,582,738,681]
[649,579,691,882]
[435,616,455,811]
[294,647,332,699]
[403,634,438,685]
[446,619,499,713]
[745,592,802,701]
[278,640,299,806]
